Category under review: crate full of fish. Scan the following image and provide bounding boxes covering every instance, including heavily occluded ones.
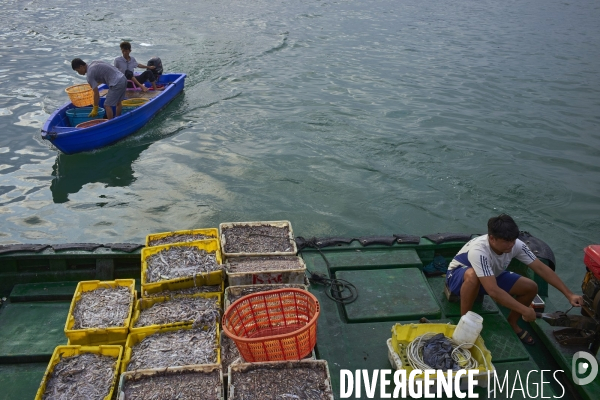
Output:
[35,345,122,400]
[142,280,224,299]
[141,239,224,295]
[224,283,308,310]
[220,332,242,380]
[219,220,297,258]
[145,228,219,248]
[122,324,220,373]
[64,279,135,346]
[130,292,221,334]
[221,329,316,381]
[117,364,223,400]
[228,360,334,400]
[225,256,307,286]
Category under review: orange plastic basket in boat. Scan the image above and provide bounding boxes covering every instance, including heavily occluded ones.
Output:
[222,288,320,362]
[65,84,94,107]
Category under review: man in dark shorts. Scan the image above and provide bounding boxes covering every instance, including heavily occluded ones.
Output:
[446,214,583,345]
[71,58,126,120]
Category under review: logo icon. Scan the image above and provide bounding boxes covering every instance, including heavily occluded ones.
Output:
[572,351,598,386]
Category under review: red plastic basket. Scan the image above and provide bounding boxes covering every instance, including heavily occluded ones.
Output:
[584,245,600,280]
[222,288,320,362]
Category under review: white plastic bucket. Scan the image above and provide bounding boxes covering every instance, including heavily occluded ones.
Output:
[452,311,483,349]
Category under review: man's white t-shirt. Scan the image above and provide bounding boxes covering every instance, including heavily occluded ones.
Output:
[447,235,536,277]
[114,55,138,74]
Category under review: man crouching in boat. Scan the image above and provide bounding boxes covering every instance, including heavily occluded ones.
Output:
[71,58,126,120]
[446,214,583,345]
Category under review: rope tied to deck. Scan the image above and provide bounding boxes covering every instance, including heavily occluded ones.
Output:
[296,236,358,304]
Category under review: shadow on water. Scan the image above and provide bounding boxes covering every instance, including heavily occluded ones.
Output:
[50,143,150,203]
[49,93,189,203]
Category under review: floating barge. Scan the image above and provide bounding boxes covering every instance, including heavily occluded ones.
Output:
[0,232,598,399]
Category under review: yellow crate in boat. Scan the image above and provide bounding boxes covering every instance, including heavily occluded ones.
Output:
[145,228,219,247]
[64,279,135,346]
[390,323,495,388]
[141,239,224,295]
[121,324,220,374]
[129,291,222,334]
[35,345,123,400]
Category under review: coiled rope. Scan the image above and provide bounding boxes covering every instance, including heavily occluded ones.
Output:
[404,333,489,371]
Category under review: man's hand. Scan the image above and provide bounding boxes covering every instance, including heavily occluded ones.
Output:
[567,293,584,307]
[88,105,99,117]
[522,307,537,322]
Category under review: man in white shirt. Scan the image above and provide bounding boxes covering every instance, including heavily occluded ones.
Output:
[446,214,583,345]
[114,41,159,92]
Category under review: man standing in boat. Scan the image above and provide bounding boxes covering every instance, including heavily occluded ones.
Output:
[446,214,583,345]
[71,58,126,120]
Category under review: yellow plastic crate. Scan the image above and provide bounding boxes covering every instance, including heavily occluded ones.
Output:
[35,345,123,400]
[121,324,221,373]
[141,239,224,295]
[145,228,219,247]
[390,323,495,387]
[142,280,225,299]
[64,279,135,346]
[130,292,222,334]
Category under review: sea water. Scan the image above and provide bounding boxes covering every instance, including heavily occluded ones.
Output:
[0,0,599,298]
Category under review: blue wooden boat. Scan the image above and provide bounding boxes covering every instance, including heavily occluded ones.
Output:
[41,73,186,155]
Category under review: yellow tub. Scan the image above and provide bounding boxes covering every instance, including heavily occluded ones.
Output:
[35,345,122,400]
[64,279,135,346]
[129,292,222,334]
[390,323,495,388]
[145,228,219,247]
[141,239,224,295]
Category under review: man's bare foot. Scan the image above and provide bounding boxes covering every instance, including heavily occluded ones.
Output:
[141,86,149,92]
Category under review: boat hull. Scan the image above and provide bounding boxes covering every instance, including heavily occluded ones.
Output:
[41,73,186,154]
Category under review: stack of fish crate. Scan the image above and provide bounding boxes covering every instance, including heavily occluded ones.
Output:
[119,228,225,400]
[220,220,309,376]
[36,279,136,399]
[220,221,333,399]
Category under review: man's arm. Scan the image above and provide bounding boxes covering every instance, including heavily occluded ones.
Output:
[137,63,154,70]
[527,259,583,306]
[478,275,537,321]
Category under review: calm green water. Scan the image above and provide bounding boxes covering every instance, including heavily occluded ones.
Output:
[1,0,599,297]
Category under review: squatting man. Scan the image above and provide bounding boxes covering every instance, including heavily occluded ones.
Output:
[446,214,583,345]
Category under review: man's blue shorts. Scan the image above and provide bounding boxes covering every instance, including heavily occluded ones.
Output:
[446,266,521,296]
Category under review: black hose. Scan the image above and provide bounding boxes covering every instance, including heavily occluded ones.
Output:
[297,236,358,305]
